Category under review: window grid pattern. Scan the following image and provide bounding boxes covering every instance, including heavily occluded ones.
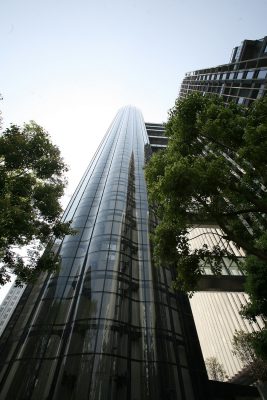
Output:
[179,46,267,105]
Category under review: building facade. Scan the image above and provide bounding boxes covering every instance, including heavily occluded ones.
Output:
[190,291,265,380]
[0,107,209,400]
[0,284,25,337]
[180,36,267,104]
[188,226,265,380]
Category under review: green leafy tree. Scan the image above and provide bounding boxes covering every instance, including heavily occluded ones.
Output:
[145,93,267,291]
[0,122,73,285]
[145,93,267,356]
[241,257,267,321]
[232,330,267,380]
[205,357,227,381]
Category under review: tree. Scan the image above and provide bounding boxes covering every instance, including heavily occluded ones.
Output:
[145,94,267,290]
[205,357,227,381]
[242,256,267,321]
[145,93,267,357]
[0,122,73,286]
[232,330,267,381]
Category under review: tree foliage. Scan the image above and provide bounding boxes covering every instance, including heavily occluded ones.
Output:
[145,92,267,359]
[232,330,267,380]
[205,357,227,381]
[0,122,72,285]
[145,93,267,293]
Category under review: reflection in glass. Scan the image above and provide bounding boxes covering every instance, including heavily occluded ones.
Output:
[0,107,208,399]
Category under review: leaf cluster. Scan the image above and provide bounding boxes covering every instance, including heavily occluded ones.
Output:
[205,357,227,381]
[0,122,72,285]
[145,93,267,292]
[232,330,267,381]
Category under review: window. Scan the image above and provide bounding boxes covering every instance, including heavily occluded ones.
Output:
[235,45,242,61]
[257,84,265,99]
[245,70,254,79]
[257,69,267,79]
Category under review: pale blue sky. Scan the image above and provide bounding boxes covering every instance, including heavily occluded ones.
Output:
[0,0,266,297]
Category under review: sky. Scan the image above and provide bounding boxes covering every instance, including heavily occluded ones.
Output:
[0,0,266,301]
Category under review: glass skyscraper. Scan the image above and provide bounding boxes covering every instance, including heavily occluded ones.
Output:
[0,107,209,399]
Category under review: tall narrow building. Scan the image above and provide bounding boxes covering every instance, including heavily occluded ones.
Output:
[0,107,209,400]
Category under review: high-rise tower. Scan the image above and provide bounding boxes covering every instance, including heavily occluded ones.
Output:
[0,107,209,400]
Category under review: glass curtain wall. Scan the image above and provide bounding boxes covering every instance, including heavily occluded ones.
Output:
[0,107,209,400]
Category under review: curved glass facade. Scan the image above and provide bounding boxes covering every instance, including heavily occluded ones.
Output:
[0,107,209,399]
